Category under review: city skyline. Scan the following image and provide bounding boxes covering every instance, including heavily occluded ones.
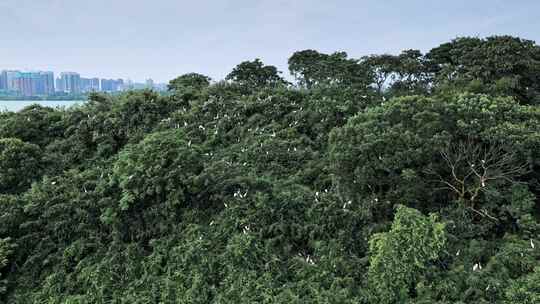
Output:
[1,1,540,83]
[0,69,160,86]
[0,68,166,96]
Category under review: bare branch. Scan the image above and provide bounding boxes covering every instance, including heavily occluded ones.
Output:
[426,138,529,220]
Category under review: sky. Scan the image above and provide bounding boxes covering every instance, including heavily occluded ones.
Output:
[1,0,539,83]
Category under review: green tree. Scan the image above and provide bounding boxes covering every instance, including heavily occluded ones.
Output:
[504,266,540,304]
[1,35,540,304]
[289,50,370,88]
[368,205,447,303]
[108,129,205,243]
[226,59,287,89]
[330,93,540,224]
[0,138,42,194]
[0,104,65,147]
[168,73,211,91]
[362,54,401,95]
[427,36,540,104]
[0,238,15,295]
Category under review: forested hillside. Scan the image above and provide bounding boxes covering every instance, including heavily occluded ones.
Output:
[1,36,539,303]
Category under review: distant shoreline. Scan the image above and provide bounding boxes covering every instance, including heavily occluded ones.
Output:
[0,97,88,101]
[0,100,85,112]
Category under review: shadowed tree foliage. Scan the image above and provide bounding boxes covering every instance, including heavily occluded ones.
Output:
[289,49,371,88]
[504,266,540,303]
[0,138,42,194]
[226,59,288,89]
[168,73,211,92]
[0,238,15,295]
[427,36,540,104]
[0,35,539,303]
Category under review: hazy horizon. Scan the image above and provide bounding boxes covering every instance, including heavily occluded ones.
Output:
[2,0,540,83]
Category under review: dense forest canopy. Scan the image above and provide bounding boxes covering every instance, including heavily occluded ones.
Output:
[0,35,539,303]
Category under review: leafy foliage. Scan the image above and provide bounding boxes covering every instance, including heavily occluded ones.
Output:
[0,138,42,194]
[368,205,446,303]
[0,35,539,303]
[226,59,288,89]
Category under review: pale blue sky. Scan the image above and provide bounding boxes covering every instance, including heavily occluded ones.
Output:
[1,0,539,82]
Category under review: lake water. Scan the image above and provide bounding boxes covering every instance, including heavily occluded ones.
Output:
[0,100,85,112]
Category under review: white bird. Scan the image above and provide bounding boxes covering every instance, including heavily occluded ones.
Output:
[51,181,57,185]
[473,263,479,271]
[531,239,535,249]
[188,140,192,147]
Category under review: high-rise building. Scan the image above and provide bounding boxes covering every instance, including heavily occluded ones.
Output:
[5,71,21,91]
[100,78,124,92]
[12,72,38,96]
[10,71,55,96]
[57,72,81,94]
[38,71,55,95]
[56,77,65,93]
[92,78,100,91]
[0,71,7,91]
[81,77,100,92]
[100,79,111,92]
